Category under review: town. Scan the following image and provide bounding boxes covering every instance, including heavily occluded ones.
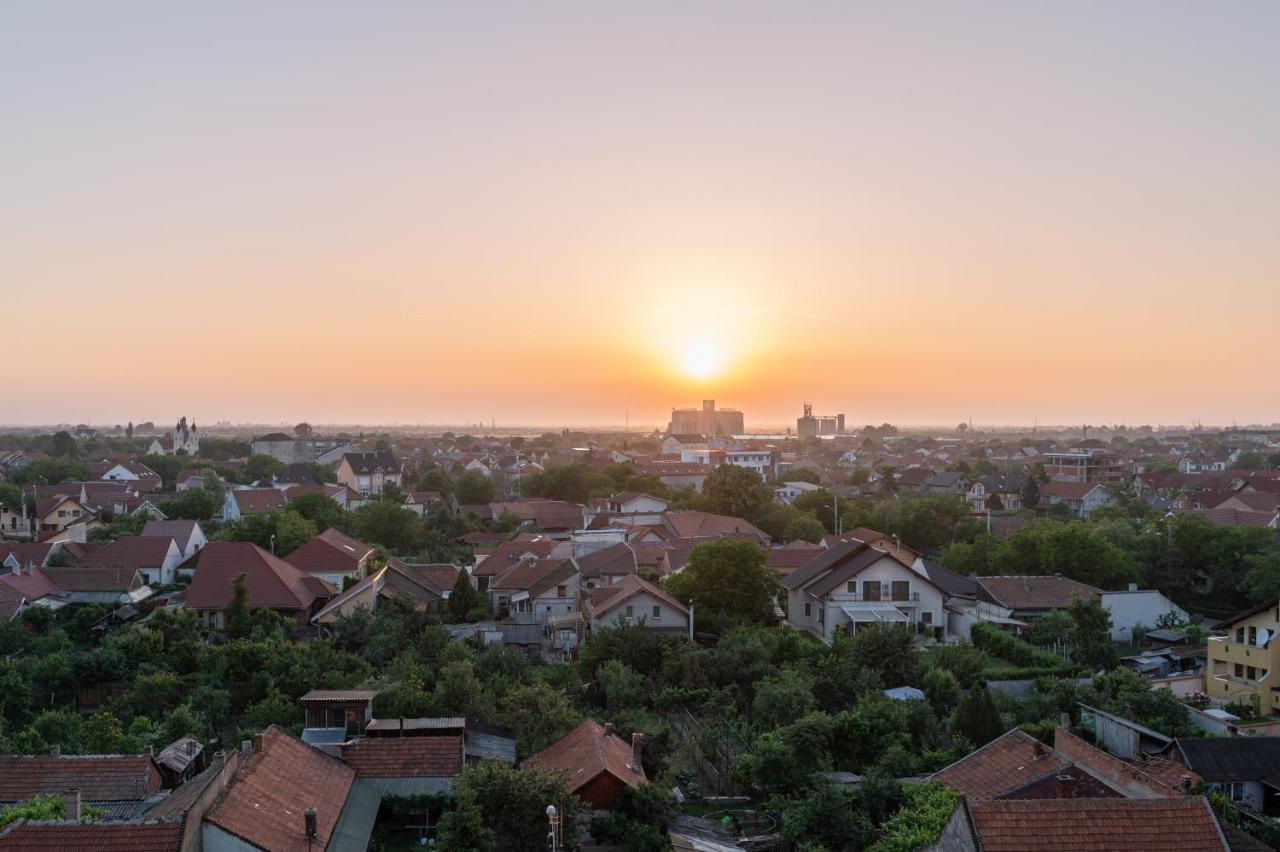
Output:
[1,410,1279,850]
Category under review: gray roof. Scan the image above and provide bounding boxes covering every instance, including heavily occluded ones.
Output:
[923,560,979,598]
[1175,737,1280,785]
[576,543,637,577]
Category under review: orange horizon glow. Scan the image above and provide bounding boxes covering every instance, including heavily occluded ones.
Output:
[4,5,1279,429]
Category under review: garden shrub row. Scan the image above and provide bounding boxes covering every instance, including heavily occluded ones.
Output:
[970,622,1075,676]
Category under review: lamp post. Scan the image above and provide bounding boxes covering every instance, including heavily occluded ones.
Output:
[545,804,560,851]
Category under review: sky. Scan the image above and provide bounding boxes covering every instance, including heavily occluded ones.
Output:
[4,2,1279,430]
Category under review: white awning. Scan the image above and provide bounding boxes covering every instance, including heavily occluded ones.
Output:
[510,591,530,603]
[839,604,909,623]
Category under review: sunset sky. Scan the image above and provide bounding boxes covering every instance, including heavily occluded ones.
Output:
[5,3,1279,429]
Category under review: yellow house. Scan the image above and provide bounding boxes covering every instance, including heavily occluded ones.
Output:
[1207,599,1280,716]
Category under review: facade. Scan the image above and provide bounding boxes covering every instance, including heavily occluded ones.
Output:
[1100,585,1189,642]
[584,574,689,634]
[183,541,334,629]
[1040,480,1114,517]
[1042,449,1126,483]
[335,452,403,497]
[796,403,844,438]
[782,540,946,643]
[250,433,348,464]
[668,400,744,437]
[521,720,646,810]
[1205,599,1280,714]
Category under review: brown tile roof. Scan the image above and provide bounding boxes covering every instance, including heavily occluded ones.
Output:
[77,536,174,569]
[42,566,142,593]
[474,537,558,576]
[300,689,380,702]
[0,543,53,570]
[576,543,638,578]
[490,500,584,531]
[341,736,463,778]
[964,797,1228,851]
[387,560,460,593]
[205,726,354,852]
[140,521,201,549]
[1042,479,1107,500]
[585,573,687,621]
[183,542,331,611]
[664,511,768,542]
[932,729,1068,799]
[283,528,374,574]
[975,575,1101,611]
[490,558,579,598]
[0,754,161,803]
[0,820,183,851]
[229,489,288,515]
[766,545,823,573]
[0,567,58,600]
[522,719,645,794]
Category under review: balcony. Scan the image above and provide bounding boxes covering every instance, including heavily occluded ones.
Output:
[839,592,921,604]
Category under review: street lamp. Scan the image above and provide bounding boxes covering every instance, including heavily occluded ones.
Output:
[545,804,560,851]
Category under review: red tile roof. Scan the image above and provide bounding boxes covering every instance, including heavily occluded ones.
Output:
[77,536,174,569]
[183,542,331,611]
[932,729,1068,799]
[230,489,287,515]
[474,537,558,576]
[0,544,53,570]
[205,726,354,852]
[490,558,578,597]
[341,736,463,778]
[283,528,374,575]
[964,797,1228,851]
[664,511,768,542]
[976,575,1101,611]
[42,566,142,593]
[522,719,645,794]
[0,568,59,601]
[0,754,161,803]
[585,573,687,621]
[490,500,584,531]
[0,820,183,851]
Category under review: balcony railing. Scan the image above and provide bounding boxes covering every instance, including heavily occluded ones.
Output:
[839,592,921,604]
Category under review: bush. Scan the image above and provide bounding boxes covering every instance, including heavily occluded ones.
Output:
[970,623,1073,675]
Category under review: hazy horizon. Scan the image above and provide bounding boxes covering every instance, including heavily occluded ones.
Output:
[6,3,1279,426]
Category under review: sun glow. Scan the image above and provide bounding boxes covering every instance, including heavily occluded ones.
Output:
[681,340,725,380]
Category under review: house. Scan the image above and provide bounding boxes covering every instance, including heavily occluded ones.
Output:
[250,433,348,464]
[472,534,562,593]
[269,463,318,488]
[0,749,164,818]
[402,490,447,516]
[0,542,53,574]
[663,510,769,544]
[77,535,182,586]
[141,520,208,562]
[583,573,689,634]
[335,451,402,497]
[0,816,184,850]
[202,725,355,852]
[928,797,1237,851]
[300,689,378,743]
[576,542,639,589]
[974,575,1101,621]
[41,565,153,606]
[1174,737,1280,814]
[31,495,93,534]
[221,488,287,521]
[925,470,968,495]
[606,492,670,514]
[284,528,376,587]
[521,720,646,810]
[100,461,161,484]
[183,542,334,629]
[339,735,463,796]
[1040,480,1115,517]
[967,472,1027,513]
[154,734,205,789]
[661,434,710,454]
[1100,584,1190,643]
[489,500,585,537]
[766,541,824,577]
[1205,599,1280,714]
[781,539,947,642]
[774,481,822,504]
[489,556,580,622]
[312,560,460,625]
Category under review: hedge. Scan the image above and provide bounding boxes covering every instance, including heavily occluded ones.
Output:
[970,622,1074,675]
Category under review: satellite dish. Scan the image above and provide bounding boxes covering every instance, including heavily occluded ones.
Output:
[1257,628,1270,646]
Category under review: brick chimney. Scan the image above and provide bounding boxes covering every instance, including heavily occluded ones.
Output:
[1055,774,1076,799]
[1180,774,1193,794]
[50,745,61,758]
[241,739,253,757]
[629,733,644,773]
[144,745,154,760]
[63,788,81,821]
[603,722,614,738]
[1059,712,1071,731]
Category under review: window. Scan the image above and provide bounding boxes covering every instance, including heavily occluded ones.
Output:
[921,611,933,625]
[804,602,812,617]
[891,581,910,602]
[652,605,661,619]
[846,581,856,594]
[1249,626,1258,645]
[1237,627,1246,643]
[1248,666,1257,680]
[557,585,567,598]
[1235,663,1245,678]
[625,605,634,617]
[862,581,880,602]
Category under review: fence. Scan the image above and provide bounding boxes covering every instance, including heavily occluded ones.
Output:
[668,708,746,795]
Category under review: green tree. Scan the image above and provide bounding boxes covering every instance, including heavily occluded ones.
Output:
[497,683,579,755]
[1030,609,1073,647]
[241,453,284,484]
[786,468,821,485]
[782,513,826,543]
[772,780,872,851]
[49,431,78,457]
[288,491,350,532]
[921,667,961,715]
[455,470,496,505]
[448,571,484,620]
[1020,476,1041,510]
[294,422,313,439]
[843,623,922,688]
[664,539,780,630]
[435,801,493,851]
[751,669,817,729]
[1068,595,1118,670]
[448,759,584,851]
[222,573,252,639]
[351,501,420,553]
[951,682,1003,747]
[702,464,772,519]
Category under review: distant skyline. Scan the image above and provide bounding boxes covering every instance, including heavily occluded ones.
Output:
[6,3,1279,426]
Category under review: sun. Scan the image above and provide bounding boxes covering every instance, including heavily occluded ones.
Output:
[681,340,724,380]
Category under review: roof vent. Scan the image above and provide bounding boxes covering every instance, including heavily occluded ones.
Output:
[304,806,318,840]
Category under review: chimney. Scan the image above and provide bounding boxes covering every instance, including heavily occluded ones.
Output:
[629,732,644,773]
[304,806,318,840]
[1128,582,1138,592]
[253,733,264,752]
[399,717,405,736]
[1055,774,1076,799]
[1180,774,1193,794]
[1032,741,1046,757]
[63,788,81,821]
[144,745,154,760]
[50,745,61,758]
[603,723,614,738]
[241,739,253,757]
[1060,712,1071,731]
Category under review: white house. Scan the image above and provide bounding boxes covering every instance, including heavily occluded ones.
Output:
[781,540,947,643]
[607,492,670,515]
[1041,480,1114,517]
[583,573,689,635]
[775,481,822,504]
[1100,585,1190,643]
[141,520,208,562]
